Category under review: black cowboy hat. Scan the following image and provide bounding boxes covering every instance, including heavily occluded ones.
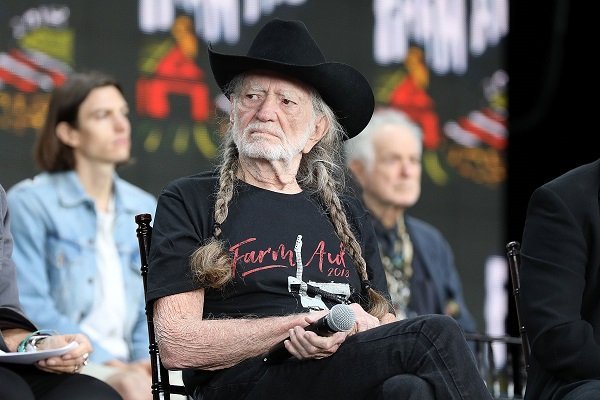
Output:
[208,18,374,139]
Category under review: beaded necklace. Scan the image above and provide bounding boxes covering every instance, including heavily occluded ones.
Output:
[379,216,414,319]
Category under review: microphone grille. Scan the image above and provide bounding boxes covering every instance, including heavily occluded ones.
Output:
[328,304,356,332]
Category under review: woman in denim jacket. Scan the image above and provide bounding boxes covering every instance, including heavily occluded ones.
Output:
[7,71,157,400]
[1,182,122,400]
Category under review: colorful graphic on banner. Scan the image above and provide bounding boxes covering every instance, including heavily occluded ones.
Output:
[136,14,215,157]
[0,5,73,133]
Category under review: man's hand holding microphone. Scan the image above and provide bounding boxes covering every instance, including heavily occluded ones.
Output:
[264,303,382,364]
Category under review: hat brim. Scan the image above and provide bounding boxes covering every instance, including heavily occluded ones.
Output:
[208,47,374,139]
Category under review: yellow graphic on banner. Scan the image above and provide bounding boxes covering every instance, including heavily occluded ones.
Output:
[19,28,74,64]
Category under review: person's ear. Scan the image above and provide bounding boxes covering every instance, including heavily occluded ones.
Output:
[55,122,79,147]
[302,115,328,154]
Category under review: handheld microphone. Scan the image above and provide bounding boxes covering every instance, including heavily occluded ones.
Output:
[263,304,355,365]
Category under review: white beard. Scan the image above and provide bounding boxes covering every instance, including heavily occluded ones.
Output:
[232,118,314,162]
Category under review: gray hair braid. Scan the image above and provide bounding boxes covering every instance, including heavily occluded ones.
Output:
[303,97,391,318]
[189,133,239,288]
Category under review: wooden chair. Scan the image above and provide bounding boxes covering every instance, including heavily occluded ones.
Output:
[136,213,188,400]
[506,241,530,370]
[460,240,532,399]
[505,240,531,398]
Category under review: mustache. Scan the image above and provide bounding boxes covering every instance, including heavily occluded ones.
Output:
[243,122,286,140]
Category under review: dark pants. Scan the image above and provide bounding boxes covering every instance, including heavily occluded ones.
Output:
[376,374,436,400]
[0,364,122,400]
[195,314,493,400]
[559,380,600,400]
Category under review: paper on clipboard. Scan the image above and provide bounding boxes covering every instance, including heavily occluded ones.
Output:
[0,341,78,364]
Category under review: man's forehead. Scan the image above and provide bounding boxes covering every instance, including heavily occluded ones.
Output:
[374,127,421,154]
[242,71,312,96]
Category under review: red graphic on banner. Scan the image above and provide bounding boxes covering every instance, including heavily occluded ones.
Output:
[456,108,507,150]
[136,15,209,121]
[388,47,440,150]
[443,70,508,151]
[0,49,69,93]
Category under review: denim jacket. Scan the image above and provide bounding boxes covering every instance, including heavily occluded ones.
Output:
[7,171,157,363]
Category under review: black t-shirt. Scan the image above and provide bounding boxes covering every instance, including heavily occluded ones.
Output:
[147,172,390,317]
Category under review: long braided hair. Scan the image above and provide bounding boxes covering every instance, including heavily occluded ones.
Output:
[190,74,391,319]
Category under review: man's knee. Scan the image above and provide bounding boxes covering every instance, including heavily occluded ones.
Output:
[419,314,462,334]
[378,374,434,400]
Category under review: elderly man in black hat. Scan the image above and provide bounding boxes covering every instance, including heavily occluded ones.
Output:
[146,19,493,400]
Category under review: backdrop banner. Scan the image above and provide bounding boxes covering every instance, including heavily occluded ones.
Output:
[0,0,507,331]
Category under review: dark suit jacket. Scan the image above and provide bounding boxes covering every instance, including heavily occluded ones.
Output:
[520,159,600,399]
[371,213,477,333]
[406,216,476,333]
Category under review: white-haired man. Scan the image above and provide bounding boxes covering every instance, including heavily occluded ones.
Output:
[344,107,476,335]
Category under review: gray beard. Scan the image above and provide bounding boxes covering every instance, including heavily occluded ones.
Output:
[232,119,312,162]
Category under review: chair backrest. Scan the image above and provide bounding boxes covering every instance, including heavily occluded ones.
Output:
[464,332,524,399]
[136,213,188,400]
[505,240,530,371]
